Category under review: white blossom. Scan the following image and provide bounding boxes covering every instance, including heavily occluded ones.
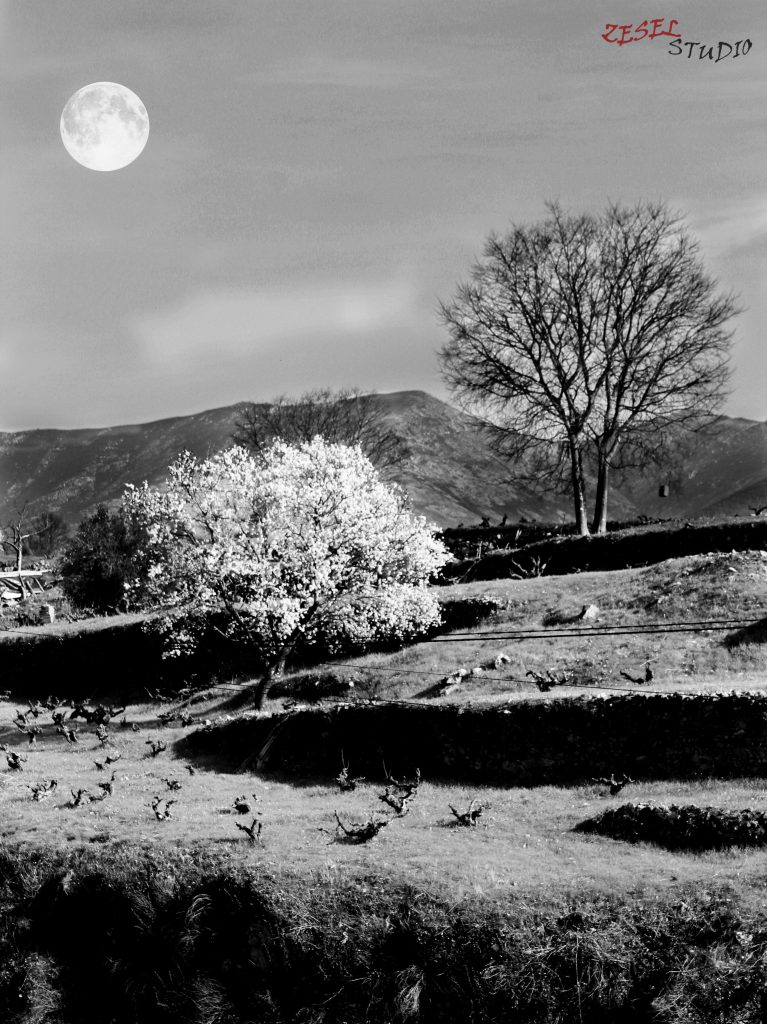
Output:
[122,439,450,689]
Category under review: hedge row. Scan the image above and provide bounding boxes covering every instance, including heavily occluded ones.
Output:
[0,615,255,699]
[1,845,767,1023]
[183,691,767,784]
[439,518,767,581]
[438,517,665,560]
[576,802,767,851]
[0,594,503,699]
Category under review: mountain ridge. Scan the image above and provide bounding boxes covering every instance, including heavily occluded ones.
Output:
[0,391,765,529]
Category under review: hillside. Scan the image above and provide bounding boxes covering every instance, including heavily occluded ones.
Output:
[0,391,764,528]
[0,404,253,528]
[619,417,767,517]
[367,391,582,524]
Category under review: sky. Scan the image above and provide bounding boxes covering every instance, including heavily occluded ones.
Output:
[2,0,766,430]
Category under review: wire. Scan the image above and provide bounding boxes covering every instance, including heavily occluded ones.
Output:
[321,684,729,705]
[3,608,762,644]
[3,619,750,644]
[440,614,765,638]
[421,614,761,638]
[329,663,492,679]
[442,613,765,635]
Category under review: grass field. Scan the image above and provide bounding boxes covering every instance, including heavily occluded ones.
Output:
[3,548,765,701]
[3,697,767,907]
[278,549,767,704]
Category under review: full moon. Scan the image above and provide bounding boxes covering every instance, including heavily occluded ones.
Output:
[60,82,149,171]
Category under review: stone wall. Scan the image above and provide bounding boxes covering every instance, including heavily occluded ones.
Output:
[440,518,767,581]
[185,692,767,783]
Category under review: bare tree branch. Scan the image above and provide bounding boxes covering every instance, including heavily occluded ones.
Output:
[439,201,739,533]
[232,387,407,473]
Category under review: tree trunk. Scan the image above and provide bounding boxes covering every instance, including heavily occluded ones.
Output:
[251,601,321,710]
[252,644,293,711]
[591,455,609,534]
[569,441,590,537]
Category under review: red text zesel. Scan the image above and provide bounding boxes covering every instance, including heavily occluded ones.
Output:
[602,19,681,45]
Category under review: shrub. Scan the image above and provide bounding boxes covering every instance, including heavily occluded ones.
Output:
[184,693,767,783]
[438,595,502,632]
[59,505,152,613]
[575,802,767,851]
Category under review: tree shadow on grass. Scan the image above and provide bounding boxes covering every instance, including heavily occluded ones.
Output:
[541,608,583,627]
[722,616,767,649]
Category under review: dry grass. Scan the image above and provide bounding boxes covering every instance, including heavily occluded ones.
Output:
[4,697,767,907]
[281,550,767,705]
[0,607,150,637]
[4,550,766,708]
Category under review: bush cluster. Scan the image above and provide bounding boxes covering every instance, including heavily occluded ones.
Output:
[0,614,254,699]
[59,505,151,613]
[576,802,767,851]
[437,594,502,632]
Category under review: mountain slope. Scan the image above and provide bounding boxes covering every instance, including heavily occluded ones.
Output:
[0,404,252,527]
[370,391,581,524]
[0,392,764,529]
[619,418,767,517]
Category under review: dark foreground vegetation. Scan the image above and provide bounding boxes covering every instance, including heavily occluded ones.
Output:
[2,844,767,1024]
[2,519,766,1021]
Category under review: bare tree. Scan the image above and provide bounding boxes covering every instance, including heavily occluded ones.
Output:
[232,387,405,473]
[1,507,69,568]
[439,202,739,534]
[30,511,69,558]
[1,505,37,571]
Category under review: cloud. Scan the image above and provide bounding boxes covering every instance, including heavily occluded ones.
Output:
[133,279,420,363]
[691,197,767,257]
[244,54,441,91]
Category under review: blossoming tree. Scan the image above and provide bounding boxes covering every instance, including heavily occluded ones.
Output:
[122,439,449,708]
